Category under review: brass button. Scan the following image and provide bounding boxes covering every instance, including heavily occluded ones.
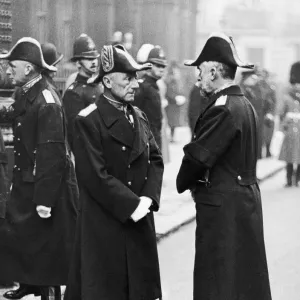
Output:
[128,164,131,169]
[148,160,150,164]
[82,85,86,88]
[122,146,126,151]
[237,175,241,180]
[145,177,147,180]
[92,95,96,98]
[17,138,20,141]
[128,181,132,186]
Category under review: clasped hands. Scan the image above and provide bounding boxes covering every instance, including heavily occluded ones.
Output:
[131,196,152,222]
[36,205,52,218]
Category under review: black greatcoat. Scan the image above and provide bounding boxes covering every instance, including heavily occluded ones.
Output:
[65,95,164,300]
[177,85,272,300]
[62,73,102,151]
[0,78,79,285]
[134,74,162,149]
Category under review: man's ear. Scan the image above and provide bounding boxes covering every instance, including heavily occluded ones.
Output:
[24,63,33,76]
[210,66,217,81]
[102,75,112,89]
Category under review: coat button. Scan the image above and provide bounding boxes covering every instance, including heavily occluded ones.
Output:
[237,175,241,180]
[18,153,20,156]
[17,122,21,126]
[92,95,96,99]
[193,134,196,139]
[14,150,16,153]
[128,164,131,169]
[148,160,150,164]
[17,138,20,141]
[145,177,147,180]
[122,146,126,151]
[128,181,132,186]
[82,85,86,88]
[14,165,16,168]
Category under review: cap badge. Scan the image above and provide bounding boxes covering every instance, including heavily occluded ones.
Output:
[101,45,114,72]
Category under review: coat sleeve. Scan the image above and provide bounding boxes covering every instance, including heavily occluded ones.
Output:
[140,129,164,211]
[0,131,9,218]
[73,116,140,223]
[176,105,236,193]
[33,103,67,207]
[63,90,85,151]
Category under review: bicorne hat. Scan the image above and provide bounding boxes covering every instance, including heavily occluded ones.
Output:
[71,33,100,62]
[91,44,152,83]
[41,43,63,66]
[0,37,57,72]
[290,61,300,84]
[185,32,254,69]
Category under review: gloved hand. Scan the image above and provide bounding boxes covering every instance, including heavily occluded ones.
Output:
[36,205,52,219]
[131,196,152,222]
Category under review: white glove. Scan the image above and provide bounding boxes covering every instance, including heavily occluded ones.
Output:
[175,95,186,106]
[131,196,152,222]
[36,205,52,219]
[162,98,169,108]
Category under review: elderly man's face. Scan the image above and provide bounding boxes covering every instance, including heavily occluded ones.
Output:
[6,60,29,86]
[107,72,139,102]
[197,62,215,97]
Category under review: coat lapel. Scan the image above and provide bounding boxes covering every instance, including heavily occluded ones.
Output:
[128,105,148,163]
[97,96,134,147]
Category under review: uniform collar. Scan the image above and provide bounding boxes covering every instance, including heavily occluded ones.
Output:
[21,74,42,94]
[75,73,89,84]
[25,77,48,103]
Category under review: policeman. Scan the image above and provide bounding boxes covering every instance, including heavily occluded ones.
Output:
[279,61,300,187]
[0,37,78,300]
[62,33,102,151]
[134,44,167,149]
[64,44,164,300]
[41,42,64,95]
[176,33,272,300]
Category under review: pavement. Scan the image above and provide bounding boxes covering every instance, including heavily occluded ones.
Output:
[155,126,286,241]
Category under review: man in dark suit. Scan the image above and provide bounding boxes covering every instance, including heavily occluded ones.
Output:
[0,37,78,300]
[177,33,272,300]
[65,44,164,300]
[134,45,167,149]
[62,34,102,152]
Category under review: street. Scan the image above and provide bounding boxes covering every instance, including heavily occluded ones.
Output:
[158,169,300,300]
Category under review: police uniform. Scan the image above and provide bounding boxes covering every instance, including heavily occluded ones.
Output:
[177,33,272,300]
[134,45,167,149]
[62,33,101,152]
[65,45,163,300]
[63,74,102,151]
[134,74,162,149]
[0,38,78,300]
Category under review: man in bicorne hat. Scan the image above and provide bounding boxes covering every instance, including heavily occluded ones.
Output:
[134,44,167,149]
[0,37,78,300]
[62,33,102,152]
[176,32,272,300]
[64,44,164,300]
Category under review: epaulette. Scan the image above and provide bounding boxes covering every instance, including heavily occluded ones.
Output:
[215,95,227,106]
[67,83,75,90]
[78,103,97,117]
[42,89,55,104]
[138,79,144,83]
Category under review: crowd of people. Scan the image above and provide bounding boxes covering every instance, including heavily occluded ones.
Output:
[0,29,298,300]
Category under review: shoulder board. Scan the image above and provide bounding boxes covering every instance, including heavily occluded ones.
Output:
[215,95,227,106]
[42,89,55,104]
[67,83,75,90]
[78,103,97,117]
[138,79,144,83]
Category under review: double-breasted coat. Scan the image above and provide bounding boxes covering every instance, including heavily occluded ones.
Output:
[278,85,300,163]
[177,85,272,300]
[134,74,162,149]
[65,95,164,300]
[0,129,9,218]
[62,73,102,151]
[0,78,79,285]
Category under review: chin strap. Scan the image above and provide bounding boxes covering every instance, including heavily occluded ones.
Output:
[79,61,96,78]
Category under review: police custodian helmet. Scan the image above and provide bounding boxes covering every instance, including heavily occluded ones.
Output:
[71,33,100,62]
